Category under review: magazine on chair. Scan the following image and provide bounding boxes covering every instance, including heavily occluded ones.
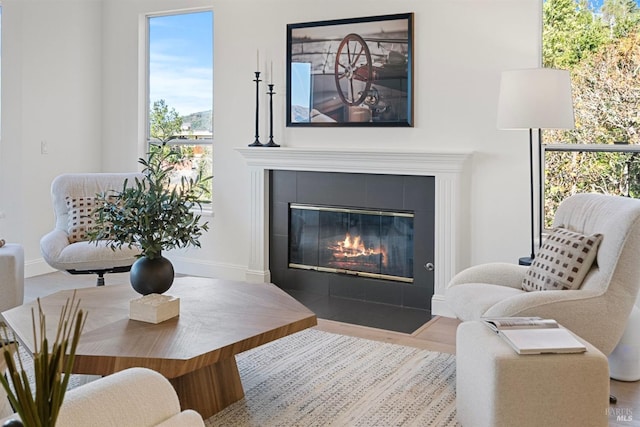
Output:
[481,317,587,355]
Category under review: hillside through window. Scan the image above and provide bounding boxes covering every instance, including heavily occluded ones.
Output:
[147,10,213,204]
[542,0,640,226]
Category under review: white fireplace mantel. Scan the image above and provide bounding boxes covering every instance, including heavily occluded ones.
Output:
[236,146,472,316]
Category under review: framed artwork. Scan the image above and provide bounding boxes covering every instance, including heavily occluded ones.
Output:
[286,13,414,127]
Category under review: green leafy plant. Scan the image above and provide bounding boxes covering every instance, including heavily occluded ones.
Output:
[87,148,211,259]
[150,99,183,144]
[0,293,86,427]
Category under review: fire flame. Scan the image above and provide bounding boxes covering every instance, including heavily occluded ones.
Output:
[330,233,388,267]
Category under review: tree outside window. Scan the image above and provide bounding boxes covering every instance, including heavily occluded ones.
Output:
[542,0,640,227]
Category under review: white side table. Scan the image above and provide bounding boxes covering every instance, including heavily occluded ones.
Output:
[0,243,24,315]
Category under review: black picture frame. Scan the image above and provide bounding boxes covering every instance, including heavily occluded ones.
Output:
[286,13,414,127]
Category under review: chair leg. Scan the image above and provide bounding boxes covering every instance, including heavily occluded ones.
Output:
[96,273,105,286]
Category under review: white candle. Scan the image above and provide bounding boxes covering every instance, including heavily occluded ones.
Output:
[256,50,260,71]
[270,61,274,84]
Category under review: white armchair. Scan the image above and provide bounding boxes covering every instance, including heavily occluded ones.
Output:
[40,173,143,286]
[446,193,640,359]
[57,368,205,427]
[2,367,205,427]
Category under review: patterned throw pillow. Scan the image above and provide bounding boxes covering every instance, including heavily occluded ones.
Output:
[66,196,112,243]
[522,227,603,292]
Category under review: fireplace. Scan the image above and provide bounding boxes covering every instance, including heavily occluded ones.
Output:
[289,204,414,283]
[236,146,471,317]
[269,170,434,310]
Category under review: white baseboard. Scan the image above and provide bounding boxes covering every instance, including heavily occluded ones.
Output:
[168,256,248,281]
[431,294,456,318]
[25,258,56,278]
[26,256,249,283]
[244,269,271,283]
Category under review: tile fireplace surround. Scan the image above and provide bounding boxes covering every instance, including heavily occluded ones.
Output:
[236,147,472,316]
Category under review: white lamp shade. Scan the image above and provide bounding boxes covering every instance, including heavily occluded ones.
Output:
[497,68,575,130]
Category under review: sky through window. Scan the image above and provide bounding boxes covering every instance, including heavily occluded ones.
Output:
[149,11,213,116]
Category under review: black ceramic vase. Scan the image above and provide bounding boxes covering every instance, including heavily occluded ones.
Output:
[130,254,175,295]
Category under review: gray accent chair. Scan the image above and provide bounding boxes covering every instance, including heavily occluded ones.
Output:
[446,193,640,367]
[40,173,143,286]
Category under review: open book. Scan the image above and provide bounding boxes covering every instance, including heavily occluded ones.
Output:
[481,317,587,355]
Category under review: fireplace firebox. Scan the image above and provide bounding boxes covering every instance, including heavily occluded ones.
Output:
[269,170,435,311]
[289,204,414,283]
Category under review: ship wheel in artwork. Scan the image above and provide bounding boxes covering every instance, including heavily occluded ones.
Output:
[334,33,372,106]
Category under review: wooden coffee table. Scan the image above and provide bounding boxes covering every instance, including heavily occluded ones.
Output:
[1,277,317,418]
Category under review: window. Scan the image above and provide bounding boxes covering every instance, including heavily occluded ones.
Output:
[542,0,640,227]
[147,10,213,204]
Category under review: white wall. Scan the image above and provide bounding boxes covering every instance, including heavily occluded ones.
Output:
[1,0,541,281]
[0,0,103,275]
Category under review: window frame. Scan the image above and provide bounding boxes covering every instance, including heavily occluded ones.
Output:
[141,7,214,210]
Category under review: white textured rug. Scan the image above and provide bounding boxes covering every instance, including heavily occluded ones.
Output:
[10,329,458,426]
[206,329,459,426]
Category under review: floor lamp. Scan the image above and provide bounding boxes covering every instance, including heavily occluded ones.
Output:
[496,68,575,265]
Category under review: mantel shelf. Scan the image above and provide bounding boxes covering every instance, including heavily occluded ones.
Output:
[235,147,472,175]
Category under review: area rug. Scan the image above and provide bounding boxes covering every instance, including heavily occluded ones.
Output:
[206,329,459,426]
[9,329,459,426]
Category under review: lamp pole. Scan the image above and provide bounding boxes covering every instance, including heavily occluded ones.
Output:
[538,129,544,255]
[519,128,536,266]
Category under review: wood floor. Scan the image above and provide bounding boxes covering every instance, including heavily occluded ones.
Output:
[21,272,640,426]
[316,315,458,355]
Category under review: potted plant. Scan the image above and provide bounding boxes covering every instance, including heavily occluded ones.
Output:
[88,148,211,295]
[0,293,86,427]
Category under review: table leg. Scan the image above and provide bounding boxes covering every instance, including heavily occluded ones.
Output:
[169,357,245,419]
